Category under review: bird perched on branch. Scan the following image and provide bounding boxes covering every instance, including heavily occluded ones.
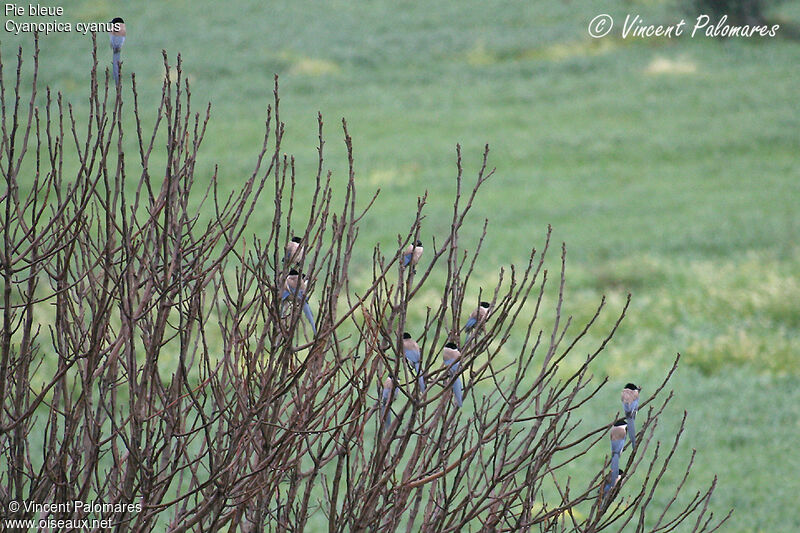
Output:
[442,342,463,408]
[283,236,304,266]
[380,375,394,430]
[622,383,641,449]
[401,240,423,271]
[109,17,126,85]
[609,418,627,492]
[402,332,426,392]
[463,301,491,343]
[280,269,316,334]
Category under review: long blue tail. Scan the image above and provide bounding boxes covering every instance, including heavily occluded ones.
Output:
[112,51,121,85]
[610,452,620,489]
[380,393,392,432]
[452,376,463,407]
[626,415,636,450]
[414,362,426,392]
[302,302,316,335]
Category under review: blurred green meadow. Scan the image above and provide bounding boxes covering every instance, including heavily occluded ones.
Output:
[5,0,800,530]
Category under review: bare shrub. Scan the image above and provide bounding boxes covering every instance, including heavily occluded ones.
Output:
[0,36,730,532]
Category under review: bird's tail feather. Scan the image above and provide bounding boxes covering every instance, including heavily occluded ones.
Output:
[453,376,463,407]
[302,302,316,335]
[626,417,636,450]
[112,51,121,85]
[411,361,426,392]
[380,398,392,432]
[610,453,620,487]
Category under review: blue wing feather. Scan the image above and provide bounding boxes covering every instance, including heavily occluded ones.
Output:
[623,399,639,449]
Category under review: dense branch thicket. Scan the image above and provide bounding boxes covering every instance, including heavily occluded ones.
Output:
[0,37,730,532]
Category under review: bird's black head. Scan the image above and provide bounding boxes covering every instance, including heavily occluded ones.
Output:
[402,332,412,339]
[480,301,490,308]
[415,240,423,247]
[111,17,124,24]
[291,236,302,243]
[444,342,458,350]
[613,418,627,427]
[624,383,640,391]
[288,269,299,276]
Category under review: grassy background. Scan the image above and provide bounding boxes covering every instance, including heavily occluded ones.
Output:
[5,0,800,530]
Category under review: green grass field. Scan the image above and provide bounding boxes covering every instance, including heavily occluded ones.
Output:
[5,0,800,530]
